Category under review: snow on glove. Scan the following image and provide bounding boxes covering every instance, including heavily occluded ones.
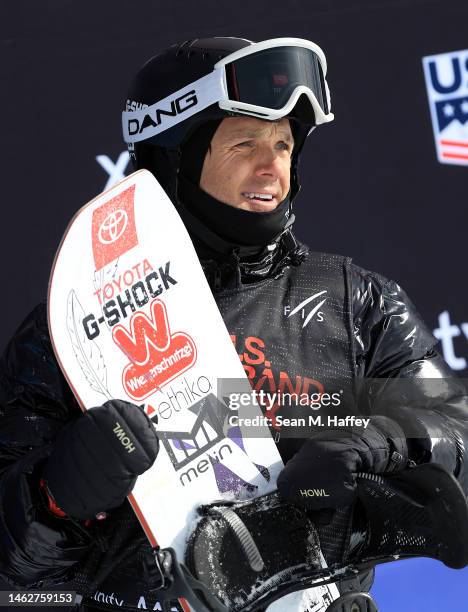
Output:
[43,400,159,520]
[277,416,409,510]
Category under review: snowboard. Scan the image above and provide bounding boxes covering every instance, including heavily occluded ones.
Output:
[184,464,468,611]
[47,170,340,611]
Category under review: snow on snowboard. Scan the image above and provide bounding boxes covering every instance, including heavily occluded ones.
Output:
[48,170,340,611]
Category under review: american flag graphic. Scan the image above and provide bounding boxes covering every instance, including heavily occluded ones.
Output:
[423,49,468,167]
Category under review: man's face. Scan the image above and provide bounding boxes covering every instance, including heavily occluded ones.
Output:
[199,117,293,212]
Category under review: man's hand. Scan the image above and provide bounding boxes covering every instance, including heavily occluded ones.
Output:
[277,416,409,510]
[43,400,159,520]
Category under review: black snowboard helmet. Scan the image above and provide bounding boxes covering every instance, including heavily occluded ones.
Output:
[123,37,334,206]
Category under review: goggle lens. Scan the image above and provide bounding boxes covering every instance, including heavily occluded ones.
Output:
[225,47,328,114]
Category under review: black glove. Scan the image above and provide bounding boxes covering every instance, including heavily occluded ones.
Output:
[43,400,159,520]
[277,416,409,510]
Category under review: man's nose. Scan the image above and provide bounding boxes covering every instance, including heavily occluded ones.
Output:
[254,145,282,177]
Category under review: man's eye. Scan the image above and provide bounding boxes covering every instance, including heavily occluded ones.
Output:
[277,141,291,151]
[235,140,254,147]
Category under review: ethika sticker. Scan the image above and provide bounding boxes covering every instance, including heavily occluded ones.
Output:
[112,299,197,400]
[92,184,139,270]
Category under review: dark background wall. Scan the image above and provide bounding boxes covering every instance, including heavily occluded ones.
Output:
[1,1,467,609]
[1,0,467,371]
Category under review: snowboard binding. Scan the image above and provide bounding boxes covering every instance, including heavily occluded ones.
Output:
[157,464,468,612]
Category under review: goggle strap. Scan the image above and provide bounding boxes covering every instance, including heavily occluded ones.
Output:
[122,70,226,144]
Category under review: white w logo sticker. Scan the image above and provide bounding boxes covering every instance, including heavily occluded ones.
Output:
[288,290,327,328]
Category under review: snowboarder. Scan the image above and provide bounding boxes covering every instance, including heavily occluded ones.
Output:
[1,36,467,611]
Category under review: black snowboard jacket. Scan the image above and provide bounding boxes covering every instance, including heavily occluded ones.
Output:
[0,240,467,611]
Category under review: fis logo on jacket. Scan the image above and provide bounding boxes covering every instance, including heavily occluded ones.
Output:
[422,49,468,166]
[284,290,327,327]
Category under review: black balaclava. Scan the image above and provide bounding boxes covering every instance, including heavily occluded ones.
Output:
[178,120,292,250]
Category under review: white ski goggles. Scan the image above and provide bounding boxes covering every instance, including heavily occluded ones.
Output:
[122,38,334,144]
